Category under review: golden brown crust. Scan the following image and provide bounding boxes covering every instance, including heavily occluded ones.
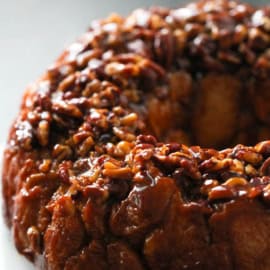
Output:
[192,74,242,148]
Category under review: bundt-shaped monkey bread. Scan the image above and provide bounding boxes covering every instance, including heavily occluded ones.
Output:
[3,1,270,269]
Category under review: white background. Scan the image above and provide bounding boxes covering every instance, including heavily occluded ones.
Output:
[0,0,267,269]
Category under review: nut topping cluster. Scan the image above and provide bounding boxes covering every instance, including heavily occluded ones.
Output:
[3,1,270,269]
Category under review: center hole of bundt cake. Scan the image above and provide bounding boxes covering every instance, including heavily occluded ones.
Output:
[136,71,270,150]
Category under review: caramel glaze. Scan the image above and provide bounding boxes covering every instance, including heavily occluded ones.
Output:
[3,1,270,269]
